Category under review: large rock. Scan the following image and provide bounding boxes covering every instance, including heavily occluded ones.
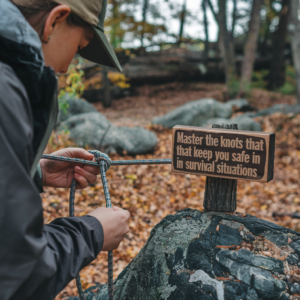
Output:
[204,115,262,131]
[246,104,300,118]
[57,97,98,123]
[152,99,249,129]
[58,112,157,155]
[72,209,300,300]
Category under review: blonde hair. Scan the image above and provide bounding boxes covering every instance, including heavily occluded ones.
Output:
[11,0,90,39]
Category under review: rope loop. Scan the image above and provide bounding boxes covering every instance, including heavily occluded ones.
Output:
[88,150,111,171]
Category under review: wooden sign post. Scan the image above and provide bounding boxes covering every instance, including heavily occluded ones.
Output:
[171,124,275,212]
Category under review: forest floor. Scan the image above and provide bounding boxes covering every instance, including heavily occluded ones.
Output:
[46,82,300,299]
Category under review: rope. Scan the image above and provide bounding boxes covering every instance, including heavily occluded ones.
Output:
[43,152,171,300]
[88,151,114,300]
[69,179,85,300]
[42,154,172,166]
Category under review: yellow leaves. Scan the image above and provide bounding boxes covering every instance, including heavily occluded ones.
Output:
[293,197,300,204]
[108,71,130,89]
[125,174,137,184]
[123,197,130,203]
[48,84,300,299]
[125,174,137,180]
[58,63,85,102]
[126,246,139,258]
[166,176,176,185]
[260,205,268,211]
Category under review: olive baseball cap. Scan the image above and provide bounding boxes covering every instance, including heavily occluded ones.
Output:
[53,0,122,71]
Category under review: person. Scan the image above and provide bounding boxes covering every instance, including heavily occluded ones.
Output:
[0,0,130,299]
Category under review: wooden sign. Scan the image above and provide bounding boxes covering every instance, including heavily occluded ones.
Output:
[172,125,275,182]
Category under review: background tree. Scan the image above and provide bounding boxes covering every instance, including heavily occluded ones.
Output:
[269,0,290,89]
[259,0,277,56]
[140,0,149,47]
[289,0,300,103]
[178,0,187,43]
[239,0,263,95]
[201,0,210,60]
[208,0,238,98]
[105,0,137,49]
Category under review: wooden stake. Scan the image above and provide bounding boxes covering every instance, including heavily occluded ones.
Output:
[203,124,238,212]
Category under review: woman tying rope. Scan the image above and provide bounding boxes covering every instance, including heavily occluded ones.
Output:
[0,0,130,299]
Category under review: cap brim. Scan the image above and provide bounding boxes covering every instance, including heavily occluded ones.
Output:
[79,27,122,72]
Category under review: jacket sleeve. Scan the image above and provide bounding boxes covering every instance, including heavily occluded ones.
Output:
[33,162,44,193]
[0,63,104,300]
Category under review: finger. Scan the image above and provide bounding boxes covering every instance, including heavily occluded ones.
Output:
[117,209,131,220]
[74,173,89,189]
[113,206,124,211]
[124,210,131,219]
[82,165,100,175]
[75,166,97,183]
[67,148,95,160]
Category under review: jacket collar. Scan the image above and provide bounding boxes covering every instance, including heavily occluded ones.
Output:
[0,0,53,104]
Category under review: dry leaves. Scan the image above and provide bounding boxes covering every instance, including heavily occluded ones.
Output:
[47,83,300,299]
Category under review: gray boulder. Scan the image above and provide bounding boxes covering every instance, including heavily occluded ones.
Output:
[57,97,98,123]
[204,115,262,131]
[58,112,157,155]
[70,208,300,300]
[247,104,300,118]
[152,99,249,129]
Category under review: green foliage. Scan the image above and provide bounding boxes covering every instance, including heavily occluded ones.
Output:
[278,66,297,95]
[227,76,241,99]
[105,0,166,48]
[58,63,85,114]
[251,70,269,89]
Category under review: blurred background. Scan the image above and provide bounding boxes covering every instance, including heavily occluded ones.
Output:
[49,1,300,298]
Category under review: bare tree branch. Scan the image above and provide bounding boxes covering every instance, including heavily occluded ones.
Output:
[207,0,217,20]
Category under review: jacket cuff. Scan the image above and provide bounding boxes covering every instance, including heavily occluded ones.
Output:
[33,162,44,193]
[81,215,104,255]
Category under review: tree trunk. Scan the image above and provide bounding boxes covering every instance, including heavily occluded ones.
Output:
[178,0,187,43]
[289,0,300,103]
[140,0,149,47]
[239,0,263,95]
[203,123,237,212]
[202,0,209,60]
[231,0,237,38]
[269,0,290,90]
[102,66,111,108]
[208,0,237,97]
[217,0,236,98]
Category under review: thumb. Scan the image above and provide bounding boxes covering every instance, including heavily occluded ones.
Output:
[113,206,124,211]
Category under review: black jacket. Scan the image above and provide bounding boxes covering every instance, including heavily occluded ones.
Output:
[0,1,104,299]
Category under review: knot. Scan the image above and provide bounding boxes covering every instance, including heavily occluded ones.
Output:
[88,150,111,171]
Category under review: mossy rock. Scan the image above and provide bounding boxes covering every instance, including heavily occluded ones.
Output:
[70,209,300,300]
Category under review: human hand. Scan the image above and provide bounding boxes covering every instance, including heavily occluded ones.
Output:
[88,206,130,251]
[40,148,99,189]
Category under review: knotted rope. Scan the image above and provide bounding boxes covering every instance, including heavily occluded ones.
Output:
[42,153,171,300]
[88,150,113,300]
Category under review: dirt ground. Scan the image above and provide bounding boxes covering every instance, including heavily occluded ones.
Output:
[47,83,299,299]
